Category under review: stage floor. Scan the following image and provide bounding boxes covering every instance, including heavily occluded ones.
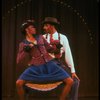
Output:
[2,96,99,100]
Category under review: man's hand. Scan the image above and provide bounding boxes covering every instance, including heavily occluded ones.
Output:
[72,73,80,81]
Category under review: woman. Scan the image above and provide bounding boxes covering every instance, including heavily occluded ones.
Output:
[16,19,73,100]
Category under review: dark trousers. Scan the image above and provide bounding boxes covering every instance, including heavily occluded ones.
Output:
[68,77,80,100]
[54,59,80,100]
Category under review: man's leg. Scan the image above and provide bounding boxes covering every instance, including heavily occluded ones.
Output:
[60,77,73,100]
[68,77,80,100]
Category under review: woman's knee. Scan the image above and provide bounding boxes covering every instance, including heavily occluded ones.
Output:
[16,80,25,87]
[64,77,74,86]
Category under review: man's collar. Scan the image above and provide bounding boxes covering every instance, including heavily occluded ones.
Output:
[48,31,58,36]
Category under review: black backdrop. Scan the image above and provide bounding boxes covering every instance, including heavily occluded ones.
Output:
[2,0,99,98]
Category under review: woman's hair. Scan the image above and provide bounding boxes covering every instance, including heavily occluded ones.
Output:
[20,20,36,35]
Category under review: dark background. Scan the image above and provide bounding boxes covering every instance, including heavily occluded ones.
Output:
[2,0,99,99]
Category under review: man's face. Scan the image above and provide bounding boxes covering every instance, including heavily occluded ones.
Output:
[43,24,52,34]
[26,25,36,35]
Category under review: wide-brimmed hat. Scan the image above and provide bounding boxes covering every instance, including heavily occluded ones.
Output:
[42,17,60,25]
[20,19,36,35]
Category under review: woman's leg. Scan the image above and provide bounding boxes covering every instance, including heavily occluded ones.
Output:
[16,80,26,100]
[60,77,73,100]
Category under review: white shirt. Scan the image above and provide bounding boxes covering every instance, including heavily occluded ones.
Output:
[43,32,75,73]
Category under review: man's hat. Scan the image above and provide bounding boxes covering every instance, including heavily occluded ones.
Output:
[42,17,60,25]
[20,19,36,35]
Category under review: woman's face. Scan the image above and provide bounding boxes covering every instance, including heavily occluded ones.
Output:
[25,25,36,35]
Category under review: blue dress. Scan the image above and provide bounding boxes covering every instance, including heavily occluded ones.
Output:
[17,35,70,84]
[18,60,70,83]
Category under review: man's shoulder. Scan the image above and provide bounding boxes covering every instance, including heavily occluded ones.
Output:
[59,33,68,39]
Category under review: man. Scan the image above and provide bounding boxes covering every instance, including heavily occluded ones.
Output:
[42,17,80,100]
[16,19,73,100]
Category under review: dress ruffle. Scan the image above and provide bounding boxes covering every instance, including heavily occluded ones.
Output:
[18,60,70,83]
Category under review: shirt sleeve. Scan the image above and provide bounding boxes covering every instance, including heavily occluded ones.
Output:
[16,42,30,66]
[61,35,75,73]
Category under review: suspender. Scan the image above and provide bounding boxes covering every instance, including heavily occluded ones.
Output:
[58,33,60,41]
[46,33,61,41]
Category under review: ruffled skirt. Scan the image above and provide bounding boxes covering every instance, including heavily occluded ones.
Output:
[18,60,70,83]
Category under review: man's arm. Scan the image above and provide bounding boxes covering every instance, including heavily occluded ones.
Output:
[61,35,75,73]
[61,34,80,80]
